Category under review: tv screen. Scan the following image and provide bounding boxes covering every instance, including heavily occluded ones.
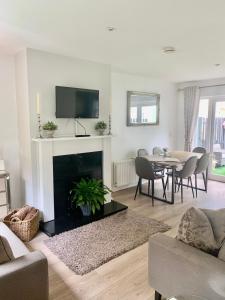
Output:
[56,86,99,118]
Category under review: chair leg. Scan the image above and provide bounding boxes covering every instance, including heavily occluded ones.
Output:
[189,176,195,198]
[151,180,154,206]
[165,175,169,190]
[161,177,167,199]
[181,178,183,203]
[187,176,191,189]
[175,176,178,192]
[155,291,162,300]
[134,178,140,200]
[178,178,181,192]
[195,174,198,197]
[202,172,207,191]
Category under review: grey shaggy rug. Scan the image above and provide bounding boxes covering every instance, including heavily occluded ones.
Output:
[44,210,171,275]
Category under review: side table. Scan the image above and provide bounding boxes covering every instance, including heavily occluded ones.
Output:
[0,171,11,212]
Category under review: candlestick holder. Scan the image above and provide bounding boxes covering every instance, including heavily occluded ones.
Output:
[37,113,43,138]
[108,114,111,135]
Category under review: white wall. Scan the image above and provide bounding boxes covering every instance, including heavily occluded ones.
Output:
[27,49,111,138]
[0,54,21,208]
[111,72,177,161]
[16,48,111,207]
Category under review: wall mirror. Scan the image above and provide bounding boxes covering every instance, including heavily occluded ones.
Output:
[127,91,160,126]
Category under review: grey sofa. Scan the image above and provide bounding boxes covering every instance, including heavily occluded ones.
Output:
[149,233,225,300]
[0,222,48,300]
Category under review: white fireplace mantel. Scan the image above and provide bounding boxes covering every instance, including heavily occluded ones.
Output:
[32,135,111,222]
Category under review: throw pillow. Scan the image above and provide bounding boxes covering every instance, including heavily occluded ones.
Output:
[201,208,225,246]
[0,235,14,264]
[176,207,218,254]
[218,240,225,261]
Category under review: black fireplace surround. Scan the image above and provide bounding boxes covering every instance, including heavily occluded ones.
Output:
[53,151,103,218]
[40,151,127,236]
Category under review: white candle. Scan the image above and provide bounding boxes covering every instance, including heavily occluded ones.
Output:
[36,93,40,114]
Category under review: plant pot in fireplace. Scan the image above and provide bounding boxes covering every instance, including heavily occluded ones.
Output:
[70,178,111,216]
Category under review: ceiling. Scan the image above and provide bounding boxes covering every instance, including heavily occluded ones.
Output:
[1,0,225,82]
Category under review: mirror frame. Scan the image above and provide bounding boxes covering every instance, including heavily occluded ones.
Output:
[127,91,160,126]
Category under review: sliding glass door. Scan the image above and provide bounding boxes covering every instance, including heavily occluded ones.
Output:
[194,97,225,182]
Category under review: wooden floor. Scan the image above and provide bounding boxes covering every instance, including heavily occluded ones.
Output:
[29,179,225,300]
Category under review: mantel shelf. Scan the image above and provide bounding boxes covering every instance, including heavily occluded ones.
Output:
[32,135,112,143]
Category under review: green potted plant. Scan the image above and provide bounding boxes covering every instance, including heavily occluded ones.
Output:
[71,178,111,216]
[95,121,107,135]
[42,121,58,138]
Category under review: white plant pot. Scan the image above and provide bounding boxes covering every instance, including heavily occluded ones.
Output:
[98,129,105,136]
[43,130,55,138]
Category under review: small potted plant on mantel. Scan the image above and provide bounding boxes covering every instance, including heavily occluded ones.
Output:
[42,121,58,138]
[71,178,111,216]
[95,121,107,136]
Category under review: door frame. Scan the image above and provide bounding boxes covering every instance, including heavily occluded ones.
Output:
[205,96,225,182]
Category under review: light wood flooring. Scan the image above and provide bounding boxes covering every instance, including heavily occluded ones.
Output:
[29,179,225,300]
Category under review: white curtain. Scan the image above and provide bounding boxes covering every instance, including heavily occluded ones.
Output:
[184,86,200,151]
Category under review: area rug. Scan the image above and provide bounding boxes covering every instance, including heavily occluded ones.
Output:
[44,210,171,275]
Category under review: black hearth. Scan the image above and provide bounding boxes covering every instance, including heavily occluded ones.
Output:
[40,151,127,236]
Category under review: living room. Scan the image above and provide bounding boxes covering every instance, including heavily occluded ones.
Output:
[0,1,225,300]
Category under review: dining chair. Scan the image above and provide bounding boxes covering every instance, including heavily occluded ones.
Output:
[134,157,166,206]
[192,147,206,154]
[166,156,198,203]
[137,148,164,173]
[137,148,148,157]
[152,147,164,156]
[194,153,210,197]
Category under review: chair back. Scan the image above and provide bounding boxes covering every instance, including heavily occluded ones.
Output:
[153,147,163,155]
[135,157,155,180]
[192,147,206,154]
[137,148,149,157]
[195,153,210,174]
[180,156,198,178]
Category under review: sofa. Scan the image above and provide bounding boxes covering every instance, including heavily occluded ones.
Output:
[149,233,225,300]
[0,222,48,300]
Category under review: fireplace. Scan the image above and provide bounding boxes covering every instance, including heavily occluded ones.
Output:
[33,136,127,236]
[53,151,103,218]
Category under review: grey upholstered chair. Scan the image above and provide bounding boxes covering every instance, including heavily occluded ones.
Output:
[194,153,210,197]
[166,156,198,202]
[152,147,164,156]
[137,148,149,157]
[137,148,164,174]
[134,157,166,206]
[192,146,206,154]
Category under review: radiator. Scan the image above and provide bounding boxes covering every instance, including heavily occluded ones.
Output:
[113,159,137,187]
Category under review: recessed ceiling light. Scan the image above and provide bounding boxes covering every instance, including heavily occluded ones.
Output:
[107,26,116,32]
[162,47,176,54]
[215,63,221,67]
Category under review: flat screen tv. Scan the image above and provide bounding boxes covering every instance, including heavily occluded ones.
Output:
[55,86,99,118]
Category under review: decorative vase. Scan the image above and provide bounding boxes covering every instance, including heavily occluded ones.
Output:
[98,129,105,136]
[80,205,91,216]
[43,130,55,138]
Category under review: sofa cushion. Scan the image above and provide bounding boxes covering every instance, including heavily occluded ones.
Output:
[218,240,225,261]
[0,235,14,264]
[0,222,29,258]
[201,208,225,246]
[176,207,218,254]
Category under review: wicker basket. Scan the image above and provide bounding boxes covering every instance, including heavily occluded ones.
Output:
[3,208,40,242]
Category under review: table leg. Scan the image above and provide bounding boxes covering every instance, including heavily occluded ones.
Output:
[171,166,175,204]
[205,167,208,192]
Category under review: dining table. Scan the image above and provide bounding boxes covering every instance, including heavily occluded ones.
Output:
[140,151,204,204]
